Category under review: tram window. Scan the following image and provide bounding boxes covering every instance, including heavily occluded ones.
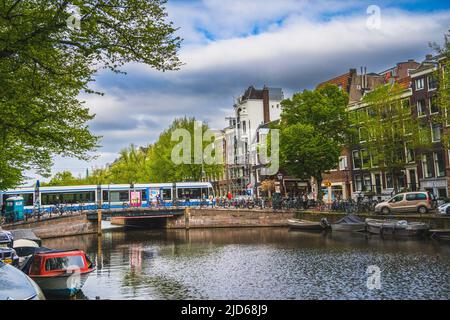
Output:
[177,188,202,199]
[109,191,129,202]
[162,189,171,200]
[4,194,33,206]
[102,191,109,201]
[41,192,95,205]
[142,190,147,201]
[21,194,34,206]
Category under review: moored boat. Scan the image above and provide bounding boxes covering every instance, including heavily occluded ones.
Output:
[429,229,450,240]
[288,218,329,231]
[366,218,429,237]
[20,248,95,297]
[331,214,366,232]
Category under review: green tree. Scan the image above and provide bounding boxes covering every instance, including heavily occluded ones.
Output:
[45,171,79,186]
[147,117,223,182]
[0,0,181,190]
[279,84,352,202]
[431,30,450,147]
[109,144,151,184]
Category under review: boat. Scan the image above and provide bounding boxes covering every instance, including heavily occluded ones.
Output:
[288,218,329,231]
[10,229,42,247]
[20,248,95,297]
[330,214,366,232]
[366,218,429,237]
[429,229,450,240]
[13,239,40,267]
[0,261,45,300]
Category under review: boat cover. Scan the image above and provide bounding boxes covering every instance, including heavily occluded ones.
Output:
[335,214,364,224]
[19,247,82,274]
[9,229,42,246]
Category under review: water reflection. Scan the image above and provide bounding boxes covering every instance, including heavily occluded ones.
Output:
[42,228,450,300]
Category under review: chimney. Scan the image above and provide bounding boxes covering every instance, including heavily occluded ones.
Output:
[426,54,433,61]
[262,86,270,124]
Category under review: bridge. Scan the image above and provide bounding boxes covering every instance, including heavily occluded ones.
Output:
[85,207,185,221]
[1,207,188,239]
[85,207,187,228]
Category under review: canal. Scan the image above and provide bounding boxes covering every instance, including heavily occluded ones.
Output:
[42,227,450,300]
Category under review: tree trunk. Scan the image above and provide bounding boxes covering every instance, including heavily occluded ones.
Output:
[316,175,323,203]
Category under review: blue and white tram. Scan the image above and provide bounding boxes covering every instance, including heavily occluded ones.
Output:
[1,182,215,215]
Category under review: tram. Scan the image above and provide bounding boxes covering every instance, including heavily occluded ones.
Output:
[0,182,215,215]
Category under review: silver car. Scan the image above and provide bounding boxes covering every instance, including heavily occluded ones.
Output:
[438,203,450,215]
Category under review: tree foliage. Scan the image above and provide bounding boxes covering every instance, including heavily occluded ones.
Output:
[279,84,352,201]
[356,83,431,189]
[0,0,182,190]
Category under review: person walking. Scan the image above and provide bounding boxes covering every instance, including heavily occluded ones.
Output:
[302,193,308,210]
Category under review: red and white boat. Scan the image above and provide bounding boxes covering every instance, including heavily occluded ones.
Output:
[21,248,95,297]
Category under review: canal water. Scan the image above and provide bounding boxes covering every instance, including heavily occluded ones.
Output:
[42,227,450,300]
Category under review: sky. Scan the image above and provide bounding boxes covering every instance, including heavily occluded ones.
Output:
[26,0,450,184]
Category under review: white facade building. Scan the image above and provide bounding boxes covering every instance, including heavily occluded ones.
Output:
[223,86,284,195]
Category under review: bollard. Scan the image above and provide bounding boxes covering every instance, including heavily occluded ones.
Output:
[97,207,102,236]
[184,207,190,230]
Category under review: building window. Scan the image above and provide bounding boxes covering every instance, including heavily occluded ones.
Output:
[401,99,410,114]
[386,174,394,189]
[415,78,424,91]
[428,75,438,91]
[422,154,434,178]
[359,127,368,142]
[429,97,439,114]
[434,152,445,177]
[352,150,361,169]
[354,175,362,191]
[363,174,372,192]
[242,121,246,133]
[417,99,426,117]
[405,143,415,163]
[397,172,406,189]
[361,149,370,169]
[437,188,447,199]
[431,124,441,142]
[339,156,348,171]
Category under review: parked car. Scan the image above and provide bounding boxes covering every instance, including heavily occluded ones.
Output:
[437,202,450,215]
[374,191,437,214]
[0,261,45,300]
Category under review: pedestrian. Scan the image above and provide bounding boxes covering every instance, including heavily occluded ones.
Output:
[303,193,308,210]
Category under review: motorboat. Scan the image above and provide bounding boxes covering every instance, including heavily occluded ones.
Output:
[21,248,95,297]
[0,261,45,300]
[366,218,429,237]
[429,229,450,240]
[288,218,329,231]
[330,214,366,232]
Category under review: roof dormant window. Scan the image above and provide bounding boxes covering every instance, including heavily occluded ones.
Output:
[415,78,424,91]
[428,75,438,91]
